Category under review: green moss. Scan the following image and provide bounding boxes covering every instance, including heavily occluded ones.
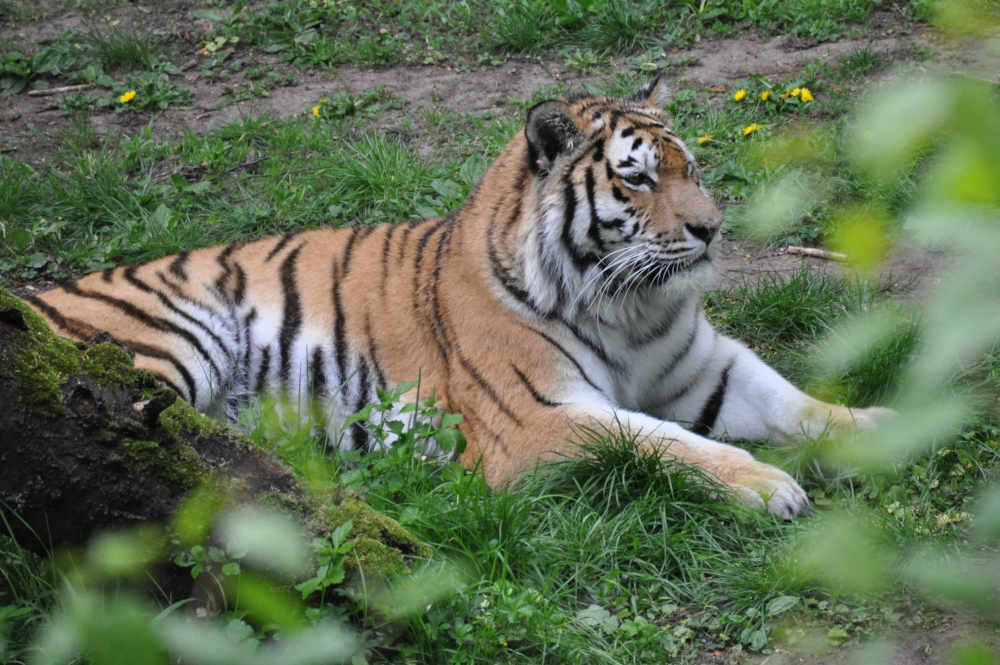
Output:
[0,288,155,417]
[324,496,431,576]
[81,342,147,389]
[0,288,59,337]
[158,399,231,440]
[351,536,410,576]
[123,438,204,491]
[3,289,84,417]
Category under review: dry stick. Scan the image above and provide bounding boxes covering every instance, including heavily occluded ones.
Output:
[27,84,94,97]
[785,246,848,262]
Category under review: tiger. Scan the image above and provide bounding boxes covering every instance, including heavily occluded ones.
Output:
[26,77,894,519]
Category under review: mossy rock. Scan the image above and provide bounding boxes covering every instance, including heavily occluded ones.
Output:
[0,287,158,418]
[0,287,432,586]
[324,496,432,576]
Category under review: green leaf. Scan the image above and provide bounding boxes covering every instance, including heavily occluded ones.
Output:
[458,155,488,186]
[414,203,440,219]
[26,252,48,269]
[217,507,310,580]
[826,626,849,645]
[433,428,466,454]
[430,179,462,200]
[575,604,619,633]
[8,227,31,251]
[31,47,61,75]
[343,404,374,428]
[765,595,799,617]
[192,9,226,21]
[440,413,464,428]
[186,180,212,195]
[294,29,318,46]
[148,204,172,233]
[330,520,353,549]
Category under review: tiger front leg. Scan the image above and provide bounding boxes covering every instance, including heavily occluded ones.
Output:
[496,400,811,519]
[584,407,810,518]
[706,336,896,444]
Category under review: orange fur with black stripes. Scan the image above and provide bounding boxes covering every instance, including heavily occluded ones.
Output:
[28,79,893,517]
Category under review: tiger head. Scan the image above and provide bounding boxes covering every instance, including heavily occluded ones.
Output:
[522,77,721,313]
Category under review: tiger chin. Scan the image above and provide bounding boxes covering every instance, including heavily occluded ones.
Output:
[27,77,894,519]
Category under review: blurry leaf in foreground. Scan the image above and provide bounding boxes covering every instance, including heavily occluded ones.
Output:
[87,525,166,580]
[157,616,258,665]
[848,77,952,185]
[788,510,892,593]
[923,137,1000,208]
[171,482,228,547]
[226,572,305,631]
[827,204,891,273]
[903,547,1000,617]
[970,486,1000,544]
[935,0,1000,37]
[369,562,466,621]
[217,507,310,580]
[255,621,359,665]
[157,616,358,665]
[829,395,971,469]
[749,124,836,170]
[29,611,80,665]
[902,263,1000,390]
[739,169,830,239]
[950,641,1000,665]
[812,308,906,380]
[33,591,165,665]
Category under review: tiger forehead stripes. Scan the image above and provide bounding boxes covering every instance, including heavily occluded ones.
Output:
[28,77,894,519]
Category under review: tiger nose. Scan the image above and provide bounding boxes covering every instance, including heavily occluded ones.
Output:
[685,221,719,246]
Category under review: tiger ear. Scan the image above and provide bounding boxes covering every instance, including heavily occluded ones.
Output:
[631,74,670,108]
[525,100,581,173]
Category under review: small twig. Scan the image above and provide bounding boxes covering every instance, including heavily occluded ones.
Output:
[227,156,269,173]
[27,83,94,97]
[785,246,848,262]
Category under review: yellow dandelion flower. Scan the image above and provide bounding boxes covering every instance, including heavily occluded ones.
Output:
[790,87,801,97]
[780,90,792,100]
[733,89,747,101]
[800,87,814,102]
[742,123,764,137]
[119,90,137,104]
[312,105,321,118]
[760,90,772,101]
[696,134,713,145]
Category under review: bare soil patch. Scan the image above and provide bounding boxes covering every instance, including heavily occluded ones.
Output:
[1,2,951,299]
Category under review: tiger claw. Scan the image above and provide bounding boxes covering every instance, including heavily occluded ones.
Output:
[729,461,810,519]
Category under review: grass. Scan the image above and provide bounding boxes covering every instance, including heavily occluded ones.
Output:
[205,0,923,68]
[0,45,913,282]
[2,1,999,663]
[0,516,58,664]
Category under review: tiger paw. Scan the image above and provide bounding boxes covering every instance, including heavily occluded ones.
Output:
[848,405,897,432]
[727,460,810,520]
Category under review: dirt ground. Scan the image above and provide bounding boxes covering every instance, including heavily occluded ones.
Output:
[5,3,991,301]
[3,3,999,662]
